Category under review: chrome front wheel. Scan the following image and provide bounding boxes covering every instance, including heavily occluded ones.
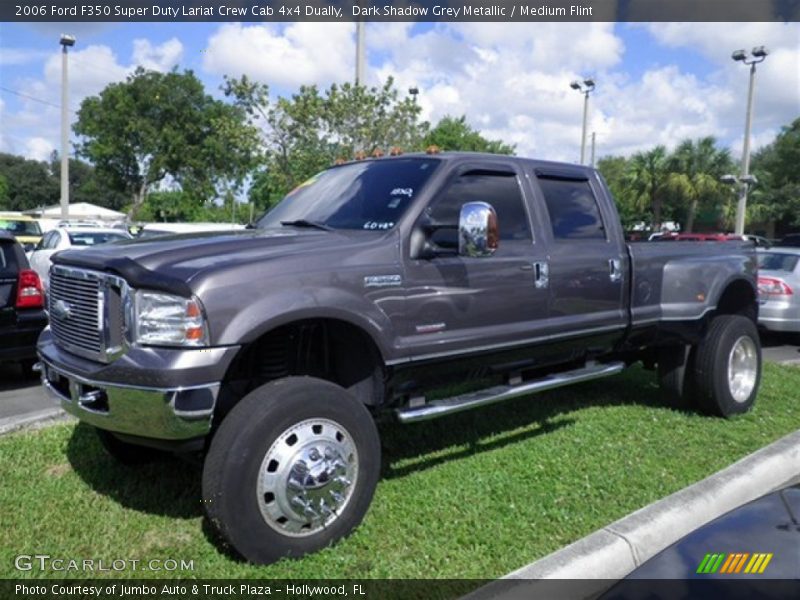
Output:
[257,418,359,537]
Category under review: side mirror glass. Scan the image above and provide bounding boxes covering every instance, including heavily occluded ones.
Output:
[459,202,498,258]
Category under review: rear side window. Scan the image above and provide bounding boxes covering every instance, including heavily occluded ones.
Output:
[758,253,799,272]
[538,178,606,240]
[426,171,531,248]
[0,242,19,272]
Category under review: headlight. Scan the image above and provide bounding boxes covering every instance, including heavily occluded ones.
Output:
[134,291,209,347]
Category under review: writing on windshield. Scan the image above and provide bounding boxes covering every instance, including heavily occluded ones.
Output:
[258,158,441,231]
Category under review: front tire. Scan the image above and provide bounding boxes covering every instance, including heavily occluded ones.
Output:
[202,377,381,564]
[694,315,761,417]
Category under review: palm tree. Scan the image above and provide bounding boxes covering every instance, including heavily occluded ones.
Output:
[625,146,668,231]
[665,137,734,233]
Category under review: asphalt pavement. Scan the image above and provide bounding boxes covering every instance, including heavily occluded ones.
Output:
[0,332,798,430]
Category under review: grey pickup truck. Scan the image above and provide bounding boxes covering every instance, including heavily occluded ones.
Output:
[37,152,761,564]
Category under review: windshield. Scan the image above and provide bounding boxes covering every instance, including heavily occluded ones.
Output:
[68,232,128,246]
[758,252,799,273]
[0,219,41,236]
[257,158,441,231]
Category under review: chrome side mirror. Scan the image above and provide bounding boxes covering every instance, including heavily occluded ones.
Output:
[458,202,498,258]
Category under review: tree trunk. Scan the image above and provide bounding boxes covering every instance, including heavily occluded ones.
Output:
[128,182,148,220]
[652,191,662,231]
[685,198,697,233]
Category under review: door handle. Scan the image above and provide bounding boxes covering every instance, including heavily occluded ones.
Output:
[534,261,549,289]
[609,259,622,283]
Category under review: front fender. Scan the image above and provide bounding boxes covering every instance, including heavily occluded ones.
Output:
[207,287,396,362]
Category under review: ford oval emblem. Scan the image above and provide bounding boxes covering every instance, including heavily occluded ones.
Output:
[51,299,72,320]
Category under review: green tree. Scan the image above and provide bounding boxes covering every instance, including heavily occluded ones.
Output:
[423,115,515,155]
[663,137,735,232]
[624,146,669,230]
[597,155,645,230]
[0,174,9,210]
[750,118,800,228]
[48,152,128,211]
[74,67,261,218]
[0,153,58,211]
[226,76,427,200]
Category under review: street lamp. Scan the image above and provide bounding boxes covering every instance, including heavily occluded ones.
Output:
[355,21,365,85]
[731,46,768,235]
[570,78,595,165]
[59,34,75,220]
[409,86,419,103]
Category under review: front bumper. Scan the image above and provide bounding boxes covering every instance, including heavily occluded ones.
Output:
[37,329,240,440]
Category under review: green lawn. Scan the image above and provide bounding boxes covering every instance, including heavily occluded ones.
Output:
[1,364,798,580]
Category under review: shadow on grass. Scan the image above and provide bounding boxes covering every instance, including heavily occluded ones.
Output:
[377,366,666,479]
[65,422,202,519]
[63,366,666,544]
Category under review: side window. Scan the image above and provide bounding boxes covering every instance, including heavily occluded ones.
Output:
[426,170,531,248]
[538,177,606,240]
[43,232,57,250]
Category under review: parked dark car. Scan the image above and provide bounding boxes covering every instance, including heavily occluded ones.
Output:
[778,233,800,248]
[0,231,47,377]
[601,484,799,598]
[37,152,762,564]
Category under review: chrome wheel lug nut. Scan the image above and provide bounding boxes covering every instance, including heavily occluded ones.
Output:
[309,448,321,461]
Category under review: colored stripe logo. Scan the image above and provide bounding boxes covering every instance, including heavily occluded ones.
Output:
[696,552,773,574]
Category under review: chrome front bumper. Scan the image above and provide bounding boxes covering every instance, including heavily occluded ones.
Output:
[39,357,220,441]
[37,327,240,440]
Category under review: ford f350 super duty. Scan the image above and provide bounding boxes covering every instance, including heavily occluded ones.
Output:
[37,152,761,563]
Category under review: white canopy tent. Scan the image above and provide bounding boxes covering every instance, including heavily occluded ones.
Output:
[24,202,126,222]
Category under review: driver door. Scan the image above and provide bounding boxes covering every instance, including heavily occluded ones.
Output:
[400,162,549,360]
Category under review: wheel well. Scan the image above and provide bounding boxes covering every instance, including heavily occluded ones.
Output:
[715,279,757,322]
[219,319,386,416]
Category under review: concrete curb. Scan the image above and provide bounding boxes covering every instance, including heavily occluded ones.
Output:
[0,407,74,436]
[469,428,800,599]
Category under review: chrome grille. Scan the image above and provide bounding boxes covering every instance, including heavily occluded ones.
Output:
[48,266,128,363]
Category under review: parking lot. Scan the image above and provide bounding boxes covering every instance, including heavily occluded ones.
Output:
[1,333,798,427]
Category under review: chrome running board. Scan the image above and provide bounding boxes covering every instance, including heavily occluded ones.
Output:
[395,361,625,424]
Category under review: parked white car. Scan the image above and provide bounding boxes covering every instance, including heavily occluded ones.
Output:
[136,222,246,238]
[29,227,131,289]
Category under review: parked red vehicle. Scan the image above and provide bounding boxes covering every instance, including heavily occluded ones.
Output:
[653,232,744,242]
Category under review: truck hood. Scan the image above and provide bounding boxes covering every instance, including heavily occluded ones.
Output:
[51,228,373,295]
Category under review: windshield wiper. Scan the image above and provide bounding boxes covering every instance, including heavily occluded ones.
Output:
[280,219,334,232]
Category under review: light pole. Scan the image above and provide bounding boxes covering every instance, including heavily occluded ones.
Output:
[731,46,768,235]
[355,21,366,85]
[409,86,419,104]
[59,34,75,220]
[570,78,595,165]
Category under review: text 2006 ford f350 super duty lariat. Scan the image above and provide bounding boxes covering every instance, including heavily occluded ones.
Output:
[37,153,761,563]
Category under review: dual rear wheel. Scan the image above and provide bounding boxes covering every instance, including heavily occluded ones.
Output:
[658,315,761,417]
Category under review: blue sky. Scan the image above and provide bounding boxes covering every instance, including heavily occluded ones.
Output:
[1,20,798,163]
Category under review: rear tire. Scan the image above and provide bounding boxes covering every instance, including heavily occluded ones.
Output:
[657,345,696,410]
[202,377,381,565]
[694,315,761,417]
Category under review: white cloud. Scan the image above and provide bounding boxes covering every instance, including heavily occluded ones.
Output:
[644,22,800,63]
[203,23,354,88]
[2,38,186,160]
[0,48,49,66]
[25,137,54,161]
[132,38,183,72]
